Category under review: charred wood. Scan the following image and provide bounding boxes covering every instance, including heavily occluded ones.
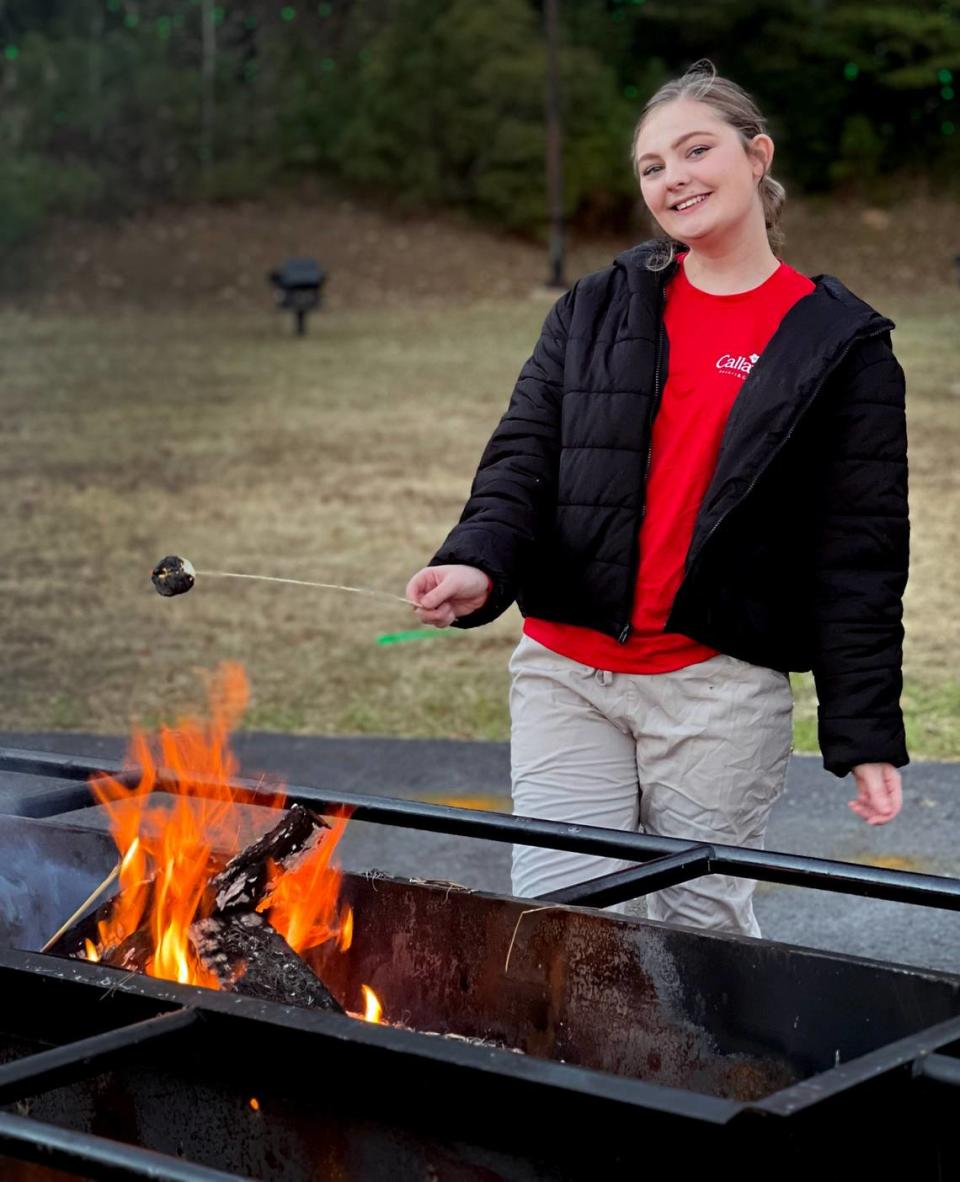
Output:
[210,804,328,913]
[101,929,153,973]
[191,912,344,1012]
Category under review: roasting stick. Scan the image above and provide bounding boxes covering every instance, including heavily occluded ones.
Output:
[201,570,418,607]
[151,555,419,607]
[40,862,121,954]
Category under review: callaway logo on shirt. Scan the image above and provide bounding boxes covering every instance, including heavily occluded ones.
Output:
[715,352,760,378]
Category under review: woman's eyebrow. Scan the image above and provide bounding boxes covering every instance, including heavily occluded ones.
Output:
[636,130,715,165]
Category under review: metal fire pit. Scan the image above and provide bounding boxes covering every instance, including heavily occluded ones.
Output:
[0,749,958,1181]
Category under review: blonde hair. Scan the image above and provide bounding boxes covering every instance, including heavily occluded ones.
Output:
[632,59,786,270]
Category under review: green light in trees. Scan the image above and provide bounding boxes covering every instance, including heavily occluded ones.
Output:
[173,13,185,27]
[624,84,639,99]
[106,0,120,11]
[938,68,953,84]
[611,9,625,20]
[281,5,296,19]
[156,16,172,38]
[3,45,18,61]
[124,12,139,28]
[321,57,335,72]
[214,6,225,24]
[843,62,859,81]
[54,111,66,124]
[244,61,257,80]
[942,86,954,101]
[943,120,956,135]
[318,2,333,14]
[358,48,371,64]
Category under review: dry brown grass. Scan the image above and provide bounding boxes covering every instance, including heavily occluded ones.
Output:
[2,194,958,758]
[0,301,531,738]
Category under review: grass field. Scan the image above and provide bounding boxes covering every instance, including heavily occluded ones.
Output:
[3,199,959,763]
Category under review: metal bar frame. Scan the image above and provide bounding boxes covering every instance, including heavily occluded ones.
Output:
[0,1109,254,1182]
[913,1052,960,1088]
[0,747,960,1179]
[1,746,959,911]
[538,848,714,907]
[0,1008,197,1105]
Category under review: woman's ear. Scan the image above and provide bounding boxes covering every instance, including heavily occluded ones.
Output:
[750,133,775,181]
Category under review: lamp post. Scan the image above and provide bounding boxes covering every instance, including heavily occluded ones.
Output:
[543,0,567,289]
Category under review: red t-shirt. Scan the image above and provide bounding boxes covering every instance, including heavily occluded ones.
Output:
[525,253,815,672]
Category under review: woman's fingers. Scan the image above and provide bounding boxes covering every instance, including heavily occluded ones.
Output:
[849,763,903,825]
[406,569,455,625]
[405,568,439,604]
[419,580,455,611]
[405,565,489,627]
[414,605,456,627]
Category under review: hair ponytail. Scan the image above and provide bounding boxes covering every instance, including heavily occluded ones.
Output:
[759,172,786,253]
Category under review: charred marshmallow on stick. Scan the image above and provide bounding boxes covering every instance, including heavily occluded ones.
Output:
[152,556,196,597]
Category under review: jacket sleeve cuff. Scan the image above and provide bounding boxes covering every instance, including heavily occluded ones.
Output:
[818,714,910,778]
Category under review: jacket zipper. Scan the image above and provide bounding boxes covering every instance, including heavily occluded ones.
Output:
[681,323,890,584]
[617,285,668,644]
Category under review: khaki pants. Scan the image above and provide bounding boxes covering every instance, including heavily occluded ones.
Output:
[509,634,793,937]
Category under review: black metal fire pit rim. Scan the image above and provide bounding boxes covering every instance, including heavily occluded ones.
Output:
[0,1007,199,1106]
[0,1109,257,1182]
[750,1012,960,1119]
[0,947,743,1127]
[0,748,123,785]
[913,1050,960,1089]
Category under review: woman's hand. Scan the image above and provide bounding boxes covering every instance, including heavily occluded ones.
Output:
[405,565,491,627]
[848,763,902,825]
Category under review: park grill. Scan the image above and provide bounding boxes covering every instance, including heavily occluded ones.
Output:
[0,747,959,1181]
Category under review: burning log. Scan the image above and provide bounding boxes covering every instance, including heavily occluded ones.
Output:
[55,666,352,1015]
[210,804,329,912]
[196,804,346,1012]
[63,804,347,1012]
[191,912,344,1012]
[105,929,154,973]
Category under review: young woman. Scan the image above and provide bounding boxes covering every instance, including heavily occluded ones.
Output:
[405,61,909,937]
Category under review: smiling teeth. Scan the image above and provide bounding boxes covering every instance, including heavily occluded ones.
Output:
[676,194,709,211]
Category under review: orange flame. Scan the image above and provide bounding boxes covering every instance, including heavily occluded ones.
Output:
[257,813,352,956]
[361,985,383,1024]
[84,664,354,993]
[338,906,354,953]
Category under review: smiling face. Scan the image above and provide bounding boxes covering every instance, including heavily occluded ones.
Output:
[634,97,772,247]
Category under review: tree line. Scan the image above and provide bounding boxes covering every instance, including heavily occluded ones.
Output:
[1,0,958,248]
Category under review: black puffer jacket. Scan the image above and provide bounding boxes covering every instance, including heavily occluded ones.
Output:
[431,242,909,777]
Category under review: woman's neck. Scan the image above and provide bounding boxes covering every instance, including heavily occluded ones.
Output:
[681,228,780,296]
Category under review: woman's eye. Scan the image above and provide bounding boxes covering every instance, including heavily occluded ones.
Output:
[689,145,709,157]
[642,164,662,177]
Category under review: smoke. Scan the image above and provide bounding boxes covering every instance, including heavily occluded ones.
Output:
[0,815,117,952]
